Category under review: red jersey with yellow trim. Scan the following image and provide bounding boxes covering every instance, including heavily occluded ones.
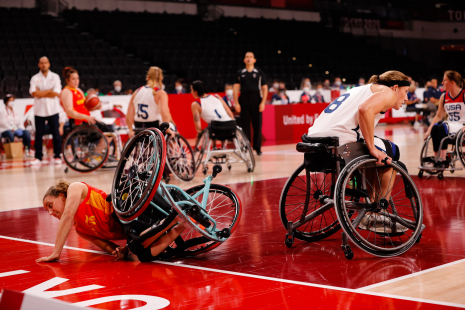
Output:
[444,89,465,123]
[74,183,126,240]
[61,86,90,125]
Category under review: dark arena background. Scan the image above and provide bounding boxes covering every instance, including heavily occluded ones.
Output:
[1,0,465,309]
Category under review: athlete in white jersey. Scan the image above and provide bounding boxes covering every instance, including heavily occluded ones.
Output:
[425,70,465,166]
[126,67,174,138]
[190,80,234,137]
[308,71,410,165]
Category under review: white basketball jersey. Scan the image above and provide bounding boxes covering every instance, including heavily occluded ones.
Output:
[133,86,161,123]
[199,95,232,124]
[308,84,385,145]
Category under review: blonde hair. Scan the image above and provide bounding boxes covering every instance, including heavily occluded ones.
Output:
[368,70,409,84]
[43,180,70,201]
[146,66,163,94]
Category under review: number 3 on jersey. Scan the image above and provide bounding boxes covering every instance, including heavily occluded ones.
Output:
[324,93,350,114]
[137,103,148,119]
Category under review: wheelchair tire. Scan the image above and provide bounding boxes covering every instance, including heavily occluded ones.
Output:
[334,156,423,257]
[236,126,255,173]
[62,125,109,173]
[455,130,465,168]
[193,129,208,173]
[279,163,344,242]
[165,133,196,182]
[419,136,439,175]
[166,184,242,256]
[111,128,166,222]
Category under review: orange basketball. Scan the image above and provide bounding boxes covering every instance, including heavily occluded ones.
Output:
[85,94,101,111]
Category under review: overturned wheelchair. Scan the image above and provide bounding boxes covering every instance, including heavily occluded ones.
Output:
[280,135,424,260]
[111,124,241,260]
[194,120,255,175]
[418,128,465,179]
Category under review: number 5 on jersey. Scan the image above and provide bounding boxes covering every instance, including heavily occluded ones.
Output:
[137,103,148,119]
[324,93,350,114]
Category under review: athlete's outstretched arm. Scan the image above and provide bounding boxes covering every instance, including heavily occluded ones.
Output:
[358,89,396,164]
[425,93,446,137]
[36,183,87,262]
[76,230,127,261]
[126,89,138,138]
[216,94,235,119]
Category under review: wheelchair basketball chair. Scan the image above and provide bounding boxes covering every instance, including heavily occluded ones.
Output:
[194,120,255,175]
[280,135,424,260]
[110,124,241,260]
[418,129,465,179]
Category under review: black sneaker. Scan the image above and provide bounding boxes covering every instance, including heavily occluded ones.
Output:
[256,150,262,156]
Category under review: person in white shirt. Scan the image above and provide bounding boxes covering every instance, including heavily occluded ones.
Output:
[0,94,32,155]
[29,57,63,165]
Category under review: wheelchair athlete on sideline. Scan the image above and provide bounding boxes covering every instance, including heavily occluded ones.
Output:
[37,180,187,263]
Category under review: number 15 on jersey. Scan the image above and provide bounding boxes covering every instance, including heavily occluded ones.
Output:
[137,103,148,119]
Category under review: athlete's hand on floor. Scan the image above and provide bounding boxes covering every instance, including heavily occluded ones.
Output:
[112,247,128,261]
[36,253,60,263]
[370,148,392,165]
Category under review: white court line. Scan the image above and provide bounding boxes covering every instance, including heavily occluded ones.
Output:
[357,256,465,291]
[0,234,464,309]
[0,270,30,278]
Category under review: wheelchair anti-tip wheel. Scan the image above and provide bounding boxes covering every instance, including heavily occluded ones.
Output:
[165,183,242,256]
[166,133,196,182]
[455,130,465,167]
[235,126,255,173]
[334,156,423,257]
[111,128,166,222]
[280,163,345,243]
[62,125,109,173]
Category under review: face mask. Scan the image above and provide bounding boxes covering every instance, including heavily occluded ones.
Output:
[305,81,311,87]
[7,100,14,107]
[303,87,310,93]
[226,89,233,96]
[176,85,183,92]
[115,86,121,92]
[335,81,342,86]
[317,88,323,94]
[273,83,279,89]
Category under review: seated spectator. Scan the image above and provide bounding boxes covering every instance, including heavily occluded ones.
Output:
[300,85,312,103]
[0,94,32,156]
[108,80,123,96]
[332,77,344,90]
[423,78,442,123]
[312,85,326,103]
[323,79,331,90]
[356,77,365,87]
[406,83,422,128]
[124,89,133,95]
[300,77,311,90]
[271,82,290,104]
[269,80,279,92]
[173,80,186,94]
[222,84,236,110]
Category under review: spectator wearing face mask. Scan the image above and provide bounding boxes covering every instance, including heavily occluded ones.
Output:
[108,80,123,96]
[323,79,331,90]
[300,84,312,103]
[222,84,235,110]
[332,77,344,90]
[312,85,326,103]
[173,80,186,94]
[300,78,311,90]
[271,82,290,104]
[269,80,279,92]
[406,82,422,128]
[356,78,365,87]
[0,94,32,156]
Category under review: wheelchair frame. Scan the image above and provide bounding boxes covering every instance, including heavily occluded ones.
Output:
[195,125,255,175]
[418,130,464,179]
[281,137,424,259]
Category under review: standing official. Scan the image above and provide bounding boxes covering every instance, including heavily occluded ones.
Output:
[29,57,62,165]
[233,52,268,155]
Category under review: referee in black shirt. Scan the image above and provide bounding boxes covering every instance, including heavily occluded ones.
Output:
[233,52,268,156]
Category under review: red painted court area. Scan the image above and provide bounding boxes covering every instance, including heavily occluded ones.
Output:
[1,176,465,309]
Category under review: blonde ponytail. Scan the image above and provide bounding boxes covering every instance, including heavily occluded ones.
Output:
[43,180,70,201]
[146,66,163,94]
[368,70,409,85]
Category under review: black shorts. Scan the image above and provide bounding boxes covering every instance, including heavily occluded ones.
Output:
[134,120,160,129]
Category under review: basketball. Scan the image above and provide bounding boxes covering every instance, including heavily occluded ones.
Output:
[85,94,101,111]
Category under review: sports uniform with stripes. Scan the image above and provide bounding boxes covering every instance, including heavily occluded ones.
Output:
[133,86,162,129]
[308,84,399,160]
[431,89,464,152]
[196,94,232,124]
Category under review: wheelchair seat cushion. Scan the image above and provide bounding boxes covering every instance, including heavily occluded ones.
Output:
[301,134,339,146]
[209,120,237,140]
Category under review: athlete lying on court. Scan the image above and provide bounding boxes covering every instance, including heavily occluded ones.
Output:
[37,181,186,262]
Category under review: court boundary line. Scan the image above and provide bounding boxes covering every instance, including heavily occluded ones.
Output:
[0,234,464,309]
